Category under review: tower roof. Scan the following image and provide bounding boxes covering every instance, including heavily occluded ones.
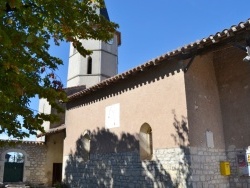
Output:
[100,6,110,21]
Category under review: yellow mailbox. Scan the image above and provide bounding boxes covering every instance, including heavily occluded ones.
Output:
[220,161,231,176]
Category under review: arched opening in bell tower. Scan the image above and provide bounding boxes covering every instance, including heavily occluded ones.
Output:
[87,57,92,74]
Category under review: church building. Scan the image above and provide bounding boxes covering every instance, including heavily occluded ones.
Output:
[58,11,250,188]
[41,5,250,187]
[0,2,250,188]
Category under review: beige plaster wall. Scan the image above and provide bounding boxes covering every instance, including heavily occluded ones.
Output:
[184,53,225,149]
[64,61,188,156]
[45,132,64,185]
[213,47,250,149]
[50,103,66,129]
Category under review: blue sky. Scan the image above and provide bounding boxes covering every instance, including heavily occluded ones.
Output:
[2,0,250,140]
[106,0,250,72]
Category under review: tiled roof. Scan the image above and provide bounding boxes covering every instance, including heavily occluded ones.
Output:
[68,18,250,101]
[0,139,44,145]
[37,124,66,138]
[100,7,110,21]
[64,85,86,96]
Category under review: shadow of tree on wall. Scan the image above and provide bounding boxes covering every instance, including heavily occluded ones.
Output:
[64,128,174,188]
[64,114,192,188]
[170,110,192,187]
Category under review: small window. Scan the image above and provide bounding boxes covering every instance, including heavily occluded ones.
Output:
[87,57,92,74]
[82,133,91,161]
[139,123,153,160]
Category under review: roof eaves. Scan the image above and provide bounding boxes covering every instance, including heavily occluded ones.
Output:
[37,124,66,138]
[68,18,250,101]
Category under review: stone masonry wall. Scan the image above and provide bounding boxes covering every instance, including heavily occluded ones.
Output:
[64,150,181,188]
[189,147,229,188]
[0,142,47,185]
[64,147,230,188]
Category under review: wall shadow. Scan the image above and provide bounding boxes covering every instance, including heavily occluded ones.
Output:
[64,128,174,187]
[64,113,192,188]
[171,111,192,187]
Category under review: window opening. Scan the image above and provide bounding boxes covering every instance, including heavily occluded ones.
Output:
[87,57,92,74]
[139,123,153,160]
[82,134,91,161]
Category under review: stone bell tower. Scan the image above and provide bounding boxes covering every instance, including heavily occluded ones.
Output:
[67,5,121,88]
[37,2,121,141]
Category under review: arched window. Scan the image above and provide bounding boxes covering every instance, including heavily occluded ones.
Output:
[82,133,91,161]
[87,57,92,74]
[139,123,153,160]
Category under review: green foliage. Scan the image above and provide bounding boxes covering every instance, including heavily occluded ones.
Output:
[0,0,118,139]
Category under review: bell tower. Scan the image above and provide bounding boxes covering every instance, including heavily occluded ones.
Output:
[67,5,121,88]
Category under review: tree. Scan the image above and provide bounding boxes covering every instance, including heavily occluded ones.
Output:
[0,0,118,139]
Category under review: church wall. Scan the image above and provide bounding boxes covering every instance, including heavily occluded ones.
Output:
[44,132,64,186]
[184,53,225,149]
[90,51,102,75]
[68,36,119,88]
[64,60,187,154]
[184,46,250,187]
[213,47,250,186]
[184,52,229,186]
[213,47,250,149]
[69,76,101,88]
[101,36,118,55]
[100,51,118,78]
[63,147,230,188]
[67,53,85,87]
[64,148,190,188]
[63,46,250,187]
[79,39,102,51]
[67,53,102,88]
[63,60,190,186]
[189,146,229,187]
[100,37,119,79]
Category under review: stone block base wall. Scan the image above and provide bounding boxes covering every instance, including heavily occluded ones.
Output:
[63,147,231,188]
[189,147,229,188]
[64,151,174,188]
[0,142,47,185]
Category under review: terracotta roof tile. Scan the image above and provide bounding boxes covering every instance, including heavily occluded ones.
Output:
[68,18,250,101]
